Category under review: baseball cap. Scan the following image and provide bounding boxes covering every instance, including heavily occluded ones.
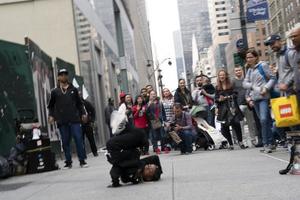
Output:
[58,68,68,75]
[264,34,281,46]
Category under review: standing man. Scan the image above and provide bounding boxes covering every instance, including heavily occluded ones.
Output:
[105,98,115,138]
[48,68,88,169]
[288,27,300,101]
[80,93,98,157]
[140,88,148,103]
[264,34,295,95]
[191,75,209,121]
[232,66,257,147]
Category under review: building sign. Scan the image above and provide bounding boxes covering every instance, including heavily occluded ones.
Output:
[246,0,269,22]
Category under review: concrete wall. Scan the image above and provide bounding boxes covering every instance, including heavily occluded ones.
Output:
[0,0,80,72]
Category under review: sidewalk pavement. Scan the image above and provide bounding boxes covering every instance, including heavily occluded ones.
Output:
[1,147,299,200]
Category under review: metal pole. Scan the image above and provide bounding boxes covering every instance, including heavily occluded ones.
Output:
[239,0,249,50]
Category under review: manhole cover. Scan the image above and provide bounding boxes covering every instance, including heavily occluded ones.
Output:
[0,182,31,191]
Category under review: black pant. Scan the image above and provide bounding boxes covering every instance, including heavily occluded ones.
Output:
[138,128,150,153]
[82,124,97,155]
[106,128,149,153]
[106,123,113,138]
[221,119,242,146]
[109,149,140,185]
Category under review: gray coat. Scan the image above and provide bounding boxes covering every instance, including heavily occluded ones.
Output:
[277,46,294,88]
[287,48,300,92]
[243,61,276,101]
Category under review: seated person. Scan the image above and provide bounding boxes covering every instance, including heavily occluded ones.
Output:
[106,124,161,187]
[167,103,195,154]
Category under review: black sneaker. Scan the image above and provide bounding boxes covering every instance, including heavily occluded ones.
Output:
[107,182,122,188]
[80,160,89,168]
[63,163,72,170]
[279,168,290,175]
[93,152,99,157]
[255,143,263,148]
[228,145,234,150]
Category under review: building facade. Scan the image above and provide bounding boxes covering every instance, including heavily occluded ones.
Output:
[0,0,150,146]
[177,0,212,75]
[173,30,187,80]
[123,0,155,89]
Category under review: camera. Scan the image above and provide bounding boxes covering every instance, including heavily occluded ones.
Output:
[169,122,176,131]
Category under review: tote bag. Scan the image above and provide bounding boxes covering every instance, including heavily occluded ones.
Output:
[271,95,300,127]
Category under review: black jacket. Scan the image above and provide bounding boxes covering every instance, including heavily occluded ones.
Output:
[82,99,95,123]
[47,84,86,125]
[174,87,193,108]
[215,88,243,124]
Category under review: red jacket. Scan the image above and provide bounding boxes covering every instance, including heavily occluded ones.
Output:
[132,105,148,129]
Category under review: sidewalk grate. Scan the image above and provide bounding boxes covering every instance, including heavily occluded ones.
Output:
[0,182,32,192]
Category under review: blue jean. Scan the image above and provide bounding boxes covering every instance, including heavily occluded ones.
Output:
[178,130,193,153]
[254,99,273,145]
[150,127,163,150]
[58,123,86,163]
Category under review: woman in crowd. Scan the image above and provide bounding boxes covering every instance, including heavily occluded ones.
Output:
[122,94,134,128]
[243,49,276,153]
[146,90,166,154]
[161,88,174,122]
[174,79,193,111]
[161,88,175,151]
[215,69,246,150]
[132,95,149,154]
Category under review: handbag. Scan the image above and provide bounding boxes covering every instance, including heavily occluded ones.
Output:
[271,95,300,127]
[168,131,182,144]
[150,119,162,130]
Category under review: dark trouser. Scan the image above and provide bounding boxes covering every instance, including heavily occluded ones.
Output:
[150,127,163,150]
[106,128,149,154]
[82,124,98,155]
[207,105,215,128]
[221,119,242,146]
[109,149,140,185]
[178,130,193,153]
[138,128,149,153]
[106,123,113,138]
[58,123,86,164]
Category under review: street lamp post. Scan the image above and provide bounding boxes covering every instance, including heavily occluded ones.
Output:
[147,58,172,96]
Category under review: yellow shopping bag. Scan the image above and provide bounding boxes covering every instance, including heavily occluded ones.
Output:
[271,95,300,127]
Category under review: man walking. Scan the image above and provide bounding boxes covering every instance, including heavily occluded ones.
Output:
[48,68,88,169]
[80,93,98,157]
[288,27,300,101]
[264,34,294,95]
